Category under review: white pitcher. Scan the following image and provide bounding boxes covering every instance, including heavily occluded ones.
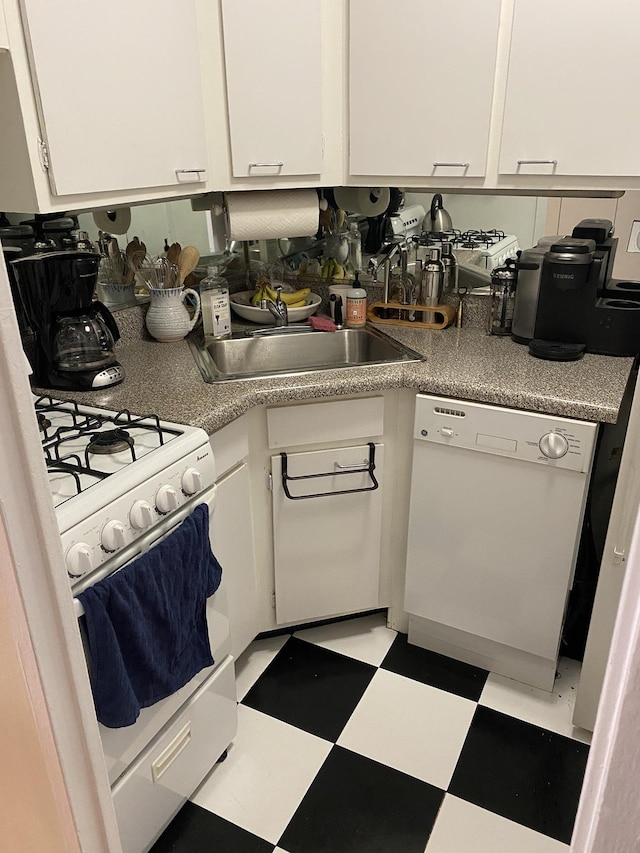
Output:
[145,287,201,342]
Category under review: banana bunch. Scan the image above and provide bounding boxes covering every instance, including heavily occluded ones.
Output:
[251,282,311,309]
[321,257,346,280]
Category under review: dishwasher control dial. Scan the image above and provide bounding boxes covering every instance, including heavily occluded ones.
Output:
[156,484,179,514]
[130,499,155,530]
[101,520,127,552]
[539,432,569,459]
[182,467,203,496]
[66,542,93,578]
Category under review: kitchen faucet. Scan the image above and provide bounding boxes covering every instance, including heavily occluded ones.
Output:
[367,238,407,306]
[260,285,288,326]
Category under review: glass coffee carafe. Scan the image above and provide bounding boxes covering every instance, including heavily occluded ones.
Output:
[52,304,120,373]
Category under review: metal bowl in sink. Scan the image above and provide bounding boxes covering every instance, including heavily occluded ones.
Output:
[189,326,424,383]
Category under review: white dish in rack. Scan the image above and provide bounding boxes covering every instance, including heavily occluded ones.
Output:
[230,290,322,324]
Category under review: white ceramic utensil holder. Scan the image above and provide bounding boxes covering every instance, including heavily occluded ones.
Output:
[145,287,201,342]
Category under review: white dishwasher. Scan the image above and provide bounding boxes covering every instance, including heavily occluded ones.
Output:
[404,394,597,691]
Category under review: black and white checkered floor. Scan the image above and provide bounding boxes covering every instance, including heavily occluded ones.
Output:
[151,613,591,853]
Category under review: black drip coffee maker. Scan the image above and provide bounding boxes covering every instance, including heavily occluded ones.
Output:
[11,250,125,390]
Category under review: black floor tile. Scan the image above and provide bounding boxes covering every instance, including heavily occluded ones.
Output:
[241,636,376,742]
[381,633,489,701]
[149,802,273,853]
[448,705,589,844]
[279,745,444,853]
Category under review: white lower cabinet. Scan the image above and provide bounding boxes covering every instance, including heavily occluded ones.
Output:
[209,416,259,660]
[212,461,259,660]
[111,656,237,853]
[271,443,384,624]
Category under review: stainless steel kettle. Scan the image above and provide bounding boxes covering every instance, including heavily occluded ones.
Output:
[425,194,453,234]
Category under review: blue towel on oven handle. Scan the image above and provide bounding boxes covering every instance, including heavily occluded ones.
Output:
[78,503,222,728]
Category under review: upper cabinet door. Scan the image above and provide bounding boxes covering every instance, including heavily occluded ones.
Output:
[221,0,322,178]
[349,0,501,178]
[499,0,640,177]
[20,0,208,196]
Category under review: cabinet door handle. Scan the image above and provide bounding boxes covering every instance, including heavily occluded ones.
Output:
[516,159,558,165]
[613,546,626,564]
[151,722,192,782]
[433,162,469,168]
[335,460,368,470]
[175,169,207,182]
[249,162,284,169]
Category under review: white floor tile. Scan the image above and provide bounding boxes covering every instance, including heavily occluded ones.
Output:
[479,657,592,744]
[293,612,397,666]
[192,705,331,844]
[425,795,569,853]
[234,634,289,701]
[337,668,476,790]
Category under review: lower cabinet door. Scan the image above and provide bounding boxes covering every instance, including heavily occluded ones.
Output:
[212,462,259,659]
[271,444,383,624]
[111,656,237,853]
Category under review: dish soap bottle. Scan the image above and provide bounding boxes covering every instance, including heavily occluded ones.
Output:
[200,266,231,339]
[345,272,367,328]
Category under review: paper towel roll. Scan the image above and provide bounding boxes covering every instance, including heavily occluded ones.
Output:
[224,189,319,241]
[333,187,391,217]
[92,207,132,235]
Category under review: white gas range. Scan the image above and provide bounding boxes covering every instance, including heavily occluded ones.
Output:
[36,394,216,584]
[34,394,237,853]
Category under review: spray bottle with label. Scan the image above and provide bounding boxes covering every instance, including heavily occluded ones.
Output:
[200,266,231,339]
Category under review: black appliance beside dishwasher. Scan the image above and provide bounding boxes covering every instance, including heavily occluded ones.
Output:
[512,218,640,359]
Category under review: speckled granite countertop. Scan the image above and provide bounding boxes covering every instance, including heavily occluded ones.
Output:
[33,301,634,432]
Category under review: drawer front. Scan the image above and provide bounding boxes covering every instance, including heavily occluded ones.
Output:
[111,656,237,853]
[267,396,384,449]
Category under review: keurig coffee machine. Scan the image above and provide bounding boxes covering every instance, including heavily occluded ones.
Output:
[528,237,602,361]
[513,219,640,359]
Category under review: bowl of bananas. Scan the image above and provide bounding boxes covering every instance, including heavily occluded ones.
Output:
[230,283,322,324]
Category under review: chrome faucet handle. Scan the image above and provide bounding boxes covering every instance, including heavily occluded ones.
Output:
[260,285,289,327]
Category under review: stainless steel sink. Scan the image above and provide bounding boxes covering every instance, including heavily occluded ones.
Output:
[189,326,424,383]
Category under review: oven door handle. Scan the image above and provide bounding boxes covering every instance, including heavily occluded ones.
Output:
[73,485,217,613]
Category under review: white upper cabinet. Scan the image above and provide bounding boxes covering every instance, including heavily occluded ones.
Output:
[499,0,640,178]
[220,0,323,179]
[20,0,208,197]
[349,0,501,180]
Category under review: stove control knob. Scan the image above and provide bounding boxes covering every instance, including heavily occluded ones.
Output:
[101,520,127,552]
[156,485,179,514]
[130,500,155,530]
[66,542,93,578]
[182,467,203,496]
[539,432,569,459]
